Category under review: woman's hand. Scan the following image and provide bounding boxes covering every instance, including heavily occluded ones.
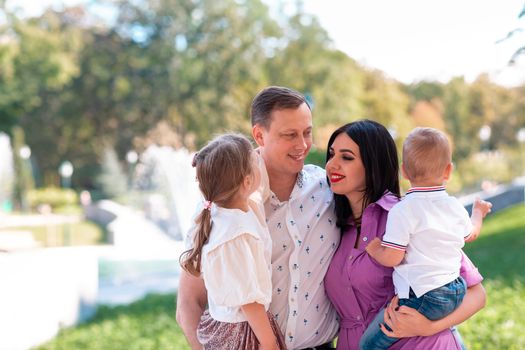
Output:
[380,295,435,338]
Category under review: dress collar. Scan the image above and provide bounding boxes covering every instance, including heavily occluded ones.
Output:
[375,191,400,211]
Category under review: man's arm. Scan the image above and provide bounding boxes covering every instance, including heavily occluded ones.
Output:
[365,237,405,267]
[176,270,207,349]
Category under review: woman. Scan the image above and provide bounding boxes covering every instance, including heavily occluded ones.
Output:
[323,120,485,349]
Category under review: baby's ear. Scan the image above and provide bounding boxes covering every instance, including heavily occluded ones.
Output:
[443,162,453,180]
[400,163,409,180]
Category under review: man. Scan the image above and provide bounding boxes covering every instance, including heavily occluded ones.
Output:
[176,86,340,349]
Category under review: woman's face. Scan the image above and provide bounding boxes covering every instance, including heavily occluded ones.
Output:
[326,133,366,198]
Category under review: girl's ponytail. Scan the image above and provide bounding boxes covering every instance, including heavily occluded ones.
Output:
[180,205,213,276]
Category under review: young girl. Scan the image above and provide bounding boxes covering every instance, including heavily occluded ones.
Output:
[180,133,285,350]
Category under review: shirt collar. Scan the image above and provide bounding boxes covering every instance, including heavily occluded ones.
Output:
[269,170,305,205]
[406,185,447,196]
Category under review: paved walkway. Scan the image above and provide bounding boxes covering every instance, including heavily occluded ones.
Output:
[0,213,81,229]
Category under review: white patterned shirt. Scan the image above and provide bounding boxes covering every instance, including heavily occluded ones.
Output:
[185,157,340,349]
[256,160,340,349]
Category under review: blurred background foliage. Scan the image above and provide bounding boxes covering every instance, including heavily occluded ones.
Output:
[1,0,525,199]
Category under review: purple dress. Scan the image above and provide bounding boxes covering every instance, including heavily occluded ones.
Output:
[324,192,483,350]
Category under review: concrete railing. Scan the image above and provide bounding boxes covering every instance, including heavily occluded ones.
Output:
[460,179,525,214]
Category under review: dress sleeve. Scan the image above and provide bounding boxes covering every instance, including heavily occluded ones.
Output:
[459,250,483,287]
[392,328,463,349]
[203,233,272,308]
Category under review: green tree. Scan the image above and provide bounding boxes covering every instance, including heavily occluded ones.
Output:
[111,0,280,144]
[442,77,475,160]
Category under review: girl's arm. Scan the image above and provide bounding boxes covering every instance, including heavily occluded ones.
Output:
[241,303,279,350]
[381,283,486,337]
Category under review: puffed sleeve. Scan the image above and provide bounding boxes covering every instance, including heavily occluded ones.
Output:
[203,233,272,308]
[459,250,483,287]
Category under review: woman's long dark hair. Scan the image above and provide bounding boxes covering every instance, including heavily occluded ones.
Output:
[326,119,400,229]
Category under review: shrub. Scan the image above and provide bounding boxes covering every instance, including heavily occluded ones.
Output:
[27,187,78,211]
[305,146,326,167]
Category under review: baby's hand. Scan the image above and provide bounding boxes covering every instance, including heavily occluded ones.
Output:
[365,237,382,255]
[473,198,492,218]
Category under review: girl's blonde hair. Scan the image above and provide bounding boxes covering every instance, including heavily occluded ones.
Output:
[180,133,254,276]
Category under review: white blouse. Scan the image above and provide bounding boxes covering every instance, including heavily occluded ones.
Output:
[201,205,273,323]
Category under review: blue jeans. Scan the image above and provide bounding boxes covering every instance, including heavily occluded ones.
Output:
[359,277,467,350]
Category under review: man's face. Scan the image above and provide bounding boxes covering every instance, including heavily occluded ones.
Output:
[252,102,313,178]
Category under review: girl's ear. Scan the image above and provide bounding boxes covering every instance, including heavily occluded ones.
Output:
[252,124,265,147]
[240,174,252,193]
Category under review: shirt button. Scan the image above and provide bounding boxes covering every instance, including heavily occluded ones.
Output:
[363,236,368,242]
[291,298,295,302]
[357,315,361,320]
[348,255,353,260]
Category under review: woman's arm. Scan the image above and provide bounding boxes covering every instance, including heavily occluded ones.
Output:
[176,270,208,349]
[381,283,486,338]
[241,303,279,350]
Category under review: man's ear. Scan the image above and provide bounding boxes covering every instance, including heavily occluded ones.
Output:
[252,124,265,147]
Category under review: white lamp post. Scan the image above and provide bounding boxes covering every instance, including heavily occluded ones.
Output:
[478,125,491,151]
[126,150,138,189]
[59,160,74,245]
[17,145,33,212]
[19,145,31,160]
[59,161,74,189]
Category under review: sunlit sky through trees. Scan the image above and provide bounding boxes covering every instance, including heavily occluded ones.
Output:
[9,0,525,86]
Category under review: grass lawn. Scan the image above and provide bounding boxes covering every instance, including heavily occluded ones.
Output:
[459,203,525,350]
[37,204,525,350]
[36,294,190,350]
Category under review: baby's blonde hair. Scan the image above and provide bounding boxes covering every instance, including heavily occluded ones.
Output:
[403,127,451,182]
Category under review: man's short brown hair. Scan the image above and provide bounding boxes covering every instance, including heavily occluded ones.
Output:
[250,86,308,129]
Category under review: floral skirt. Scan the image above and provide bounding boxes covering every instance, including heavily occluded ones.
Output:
[197,310,287,350]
